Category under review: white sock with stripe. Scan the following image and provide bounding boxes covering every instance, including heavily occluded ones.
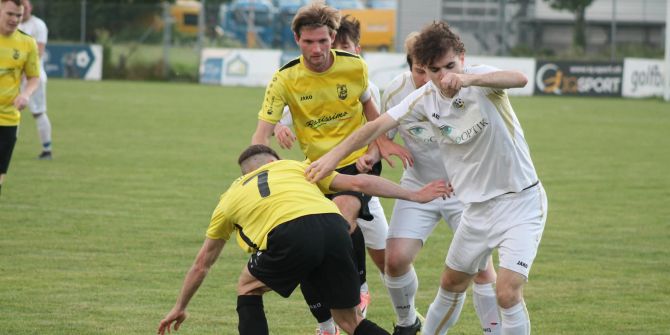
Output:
[422,287,465,335]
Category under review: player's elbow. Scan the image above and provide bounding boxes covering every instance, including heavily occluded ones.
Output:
[513,72,528,88]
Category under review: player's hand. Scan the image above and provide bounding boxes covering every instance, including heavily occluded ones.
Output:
[410,179,453,203]
[439,73,464,98]
[375,136,413,169]
[305,153,339,183]
[157,308,188,334]
[13,94,29,111]
[274,124,296,149]
[356,152,379,173]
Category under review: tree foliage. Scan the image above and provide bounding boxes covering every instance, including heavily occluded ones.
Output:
[543,0,594,52]
[32,0,167,42]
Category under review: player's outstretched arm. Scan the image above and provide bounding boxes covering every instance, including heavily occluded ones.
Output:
[461,70,528,89]
[330,173,451,203]
[157,238,226,335]
[306,114,399,182]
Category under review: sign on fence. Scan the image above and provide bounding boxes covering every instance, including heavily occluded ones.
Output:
[622,58,665,98]
[44,44,103,80]
[534,61,623,97]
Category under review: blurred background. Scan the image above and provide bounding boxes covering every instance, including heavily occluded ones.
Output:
[30,0,668,83]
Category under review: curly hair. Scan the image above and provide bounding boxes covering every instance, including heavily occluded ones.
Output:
[291,1,341,38]
[412,21,465,67]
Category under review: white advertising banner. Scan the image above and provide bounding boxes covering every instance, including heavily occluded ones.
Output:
[200,48,535,96]
[622,58,666,98]
[200,48,282,86]
[365,52,536,96]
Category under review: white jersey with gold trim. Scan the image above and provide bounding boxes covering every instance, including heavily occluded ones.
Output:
[386,65,538,203]
[382,71,449,186]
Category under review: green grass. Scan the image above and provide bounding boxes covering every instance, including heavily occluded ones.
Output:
[1,79,669,334]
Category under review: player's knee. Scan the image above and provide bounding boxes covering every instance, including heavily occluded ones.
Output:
[440,268,471,292]
[496,285,523,308]
[385,252,410,275]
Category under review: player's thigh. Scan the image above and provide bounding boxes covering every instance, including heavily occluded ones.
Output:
[495,184,548,278]
[237,266,271,295]
[29,81,47,114]
[311,215,360,309]
[356,196,388,250]
[440,197,465,231]
[445,202,493,275]
[0,126,18,173]
[388,198,443,243]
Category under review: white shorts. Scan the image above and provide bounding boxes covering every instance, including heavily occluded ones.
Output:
[22,78,47,114]
[387,195,464,243]
[446,182,548,278]
[356,196,388,250]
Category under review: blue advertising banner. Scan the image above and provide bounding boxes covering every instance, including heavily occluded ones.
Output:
[44,44,102,80]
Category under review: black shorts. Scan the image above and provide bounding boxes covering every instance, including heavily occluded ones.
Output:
[327,161,383,221]
[0,126,18,174]
[247,213,360,309]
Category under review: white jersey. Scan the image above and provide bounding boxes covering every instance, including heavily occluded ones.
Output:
[386,65,538,203]
[19,16,48,81]
[382,71,449,186]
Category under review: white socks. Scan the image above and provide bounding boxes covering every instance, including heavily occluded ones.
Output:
[35,113,51,151]
[423,287,465,335]
[501,301,530,335]
[384,267,418,326]
[473,283,501,334]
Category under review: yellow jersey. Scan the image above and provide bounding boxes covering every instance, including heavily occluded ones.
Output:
[258,50,369,168]
[207,160,341,253]
[0,30,39,126]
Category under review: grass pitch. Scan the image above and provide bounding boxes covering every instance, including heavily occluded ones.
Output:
[1,79,668,334]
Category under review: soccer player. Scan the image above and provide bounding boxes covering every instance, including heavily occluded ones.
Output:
[251,3,409,334]
[156,144,451,335]
[0,0,40,198]
[272,14,389,322]
[371,32,499,335]
[19,0,51,160]
[306,21,548,335]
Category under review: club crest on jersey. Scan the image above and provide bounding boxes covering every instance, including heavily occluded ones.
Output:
[453,98,465,109]
[12,49,19,60]
[337,84,348,100]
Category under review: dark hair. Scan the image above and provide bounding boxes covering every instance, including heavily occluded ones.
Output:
[291,1,340,38]
[335,15,361,46]
[412,21,466,67]
[237,145,280,166]
[2,0,22,6]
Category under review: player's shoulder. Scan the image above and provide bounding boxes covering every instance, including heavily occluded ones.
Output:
[334,50,365,69]
[16,29,31,38]
[386,71,412,91]
[14,29,37,45]
[334,49,360,59]
[278,57,301,72]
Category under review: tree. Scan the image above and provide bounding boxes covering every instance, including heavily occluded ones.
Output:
[544,0,594,52]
